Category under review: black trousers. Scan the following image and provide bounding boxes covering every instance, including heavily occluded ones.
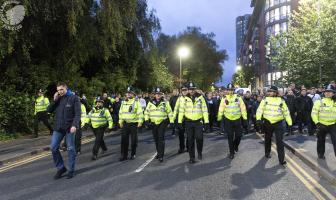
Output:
[121,123,138,158]
[297,112,312,134]
[75,126,82,153]
[33,111,52,136]
[92,126,107,155]
[317,124,336,157]
[185,120,203,159]
[152,120,168,158]
[264,120,285,163]
[224,118,242,154]
[178,121,187,151]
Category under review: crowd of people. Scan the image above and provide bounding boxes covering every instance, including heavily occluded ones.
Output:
[32,81,336,179]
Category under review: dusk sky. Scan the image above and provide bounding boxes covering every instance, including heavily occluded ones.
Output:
[147,0,253,86]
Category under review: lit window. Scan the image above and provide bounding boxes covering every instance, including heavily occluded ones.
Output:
[265,0,269,9]
[280,6,287,19]
[275,8,280,21]
[287,5,291,16]
[270,0,274,7]
[274,0,279,6]
[270,10,275,22]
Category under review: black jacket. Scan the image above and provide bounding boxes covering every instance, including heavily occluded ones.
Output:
[295,95,313,114]
[47,93,81,133]
[169,95,179,111]
[285,95,296,114]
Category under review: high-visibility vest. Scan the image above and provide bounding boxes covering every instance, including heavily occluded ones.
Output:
[144,100,174,125]
[81,104,88,128]
[256,97,292,125]
[88,107,113,129]
[35,96,49,114]
[217,94,247,121]
[178,95,209,123]
[173,96,184,121]
[311,97,336,126]
[119,98,143,124]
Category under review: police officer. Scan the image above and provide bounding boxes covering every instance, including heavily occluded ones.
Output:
[217,83,247,159]
[76,95,88,154]
[33,89,53,138]
[178,82,209,164]
[311,85,336,159]
[87,97,113,160]
[144,88,174,162]
[173,85,189,153]
[256,86,292,165]
[119,87,143,161]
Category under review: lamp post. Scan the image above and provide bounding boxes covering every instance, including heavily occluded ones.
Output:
[178,47,190,89]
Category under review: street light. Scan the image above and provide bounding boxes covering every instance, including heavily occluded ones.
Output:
[236,65,242,72]
[178,47,190,88]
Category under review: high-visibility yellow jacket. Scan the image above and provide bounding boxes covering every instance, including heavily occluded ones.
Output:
[173,96,185,121]
[35,96,50,114]
[88,107,113,129]
[217,94,247,121]
[119,98,143,124]
[144,100,174,125]
[81,104,88,128]
[311,97,336,126]
[256,97,292,125]
[178,95,209,123]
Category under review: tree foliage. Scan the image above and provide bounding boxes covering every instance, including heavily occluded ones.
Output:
[157,27,228,90]
[270,0,336,87]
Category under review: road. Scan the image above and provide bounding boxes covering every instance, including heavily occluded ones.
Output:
[0,129,335,200]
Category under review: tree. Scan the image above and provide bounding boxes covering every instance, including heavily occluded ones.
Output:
[156,27,228,90]
[271,0,336,87]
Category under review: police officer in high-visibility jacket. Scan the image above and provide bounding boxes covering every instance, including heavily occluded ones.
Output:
[87,97,113,160]
[256,86,292,165]
[119,86,144,161]
[178,82,209,164]
[144,88,174,162]
[33,89,53,138]
[311,85,336,159]
[173,85,189,154]
[217,83,247,159]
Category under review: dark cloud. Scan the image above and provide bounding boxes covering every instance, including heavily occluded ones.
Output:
[148,0,252,85]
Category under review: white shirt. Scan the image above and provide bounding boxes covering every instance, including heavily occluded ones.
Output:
[308,93,321,103]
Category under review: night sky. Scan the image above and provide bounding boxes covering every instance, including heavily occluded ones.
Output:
[147,0,252,86]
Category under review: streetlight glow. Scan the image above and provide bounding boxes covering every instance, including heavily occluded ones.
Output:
[236,65,242,72]
[178,47,190,58]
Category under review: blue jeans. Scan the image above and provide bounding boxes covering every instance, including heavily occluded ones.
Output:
[51,131,76,172]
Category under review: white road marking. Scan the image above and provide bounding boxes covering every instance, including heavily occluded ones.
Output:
[135,153,157,173]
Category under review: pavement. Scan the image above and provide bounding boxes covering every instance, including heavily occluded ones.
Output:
[283,134,336,185]
[0,130,119,166]
[0,129,335,200]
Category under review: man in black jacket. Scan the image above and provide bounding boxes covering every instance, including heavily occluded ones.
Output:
[295,88,313,135]
[285,89,296,134]
[47,82,81,179]
[169,89,179,135]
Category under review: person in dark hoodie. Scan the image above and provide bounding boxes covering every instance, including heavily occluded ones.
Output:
[284,89,296,134]
[295,88,313,135]
[47,82,81,179]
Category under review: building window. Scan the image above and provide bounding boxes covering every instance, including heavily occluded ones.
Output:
[274,23,280,35]
[287,5,291,16]
[266,11,270,24]
[281,22,287,33]
[280,6,287,19]
[274,0,279,6]
[265,0,269,9]
[269,9,275,22]
[280,0,287,3]
[275,8,280,21]
[270,0,274,7]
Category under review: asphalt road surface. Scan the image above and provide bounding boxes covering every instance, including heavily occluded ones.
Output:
[0,129,335,200]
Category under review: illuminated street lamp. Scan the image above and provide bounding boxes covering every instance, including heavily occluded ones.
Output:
[236,65,242,72]
[178,47,190,89]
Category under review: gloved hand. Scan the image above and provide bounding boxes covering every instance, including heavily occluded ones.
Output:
[316,123,323,130]
[168,123,174,129]
[204,123,210,132]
